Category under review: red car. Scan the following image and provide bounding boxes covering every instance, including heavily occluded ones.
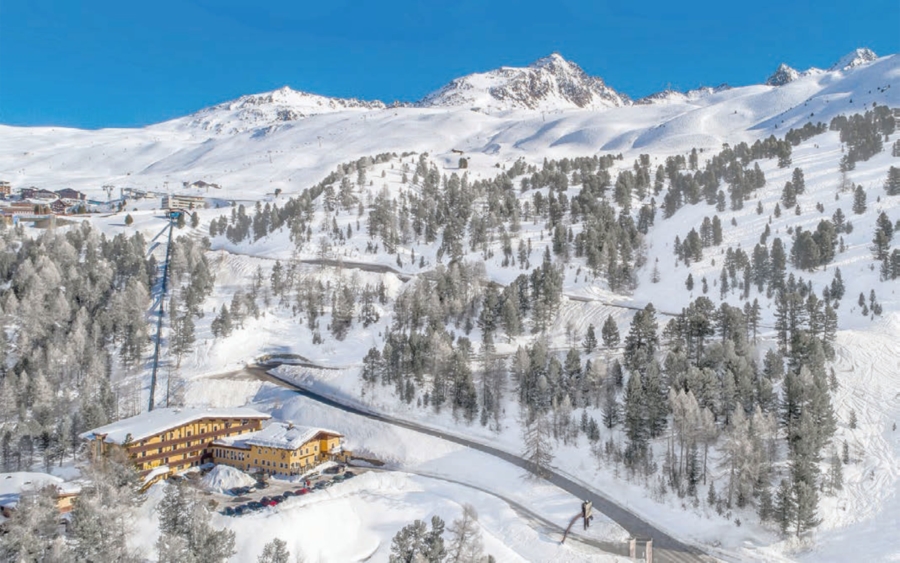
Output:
[295,488,309,495]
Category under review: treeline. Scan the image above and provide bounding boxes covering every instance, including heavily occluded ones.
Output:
[831,105,896,171]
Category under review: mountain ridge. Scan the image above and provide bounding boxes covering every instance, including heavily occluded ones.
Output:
[166,48,885,135]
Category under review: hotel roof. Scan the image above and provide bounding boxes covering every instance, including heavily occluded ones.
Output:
[214,421,342,451]
[79,407,271,445]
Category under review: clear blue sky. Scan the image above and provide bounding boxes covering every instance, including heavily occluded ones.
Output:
[1,0,897,129]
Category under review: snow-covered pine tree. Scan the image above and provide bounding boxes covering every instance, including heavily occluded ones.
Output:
[257,538,291,563]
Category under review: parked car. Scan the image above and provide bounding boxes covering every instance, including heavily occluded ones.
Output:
[223,507,235,516]
[295,487,309,495]
[332,475,345,483]
[343,471,356,479]
[234,506,246,516]
[248,501,263,511]
[282,490,294,497]
[322,480,334,488]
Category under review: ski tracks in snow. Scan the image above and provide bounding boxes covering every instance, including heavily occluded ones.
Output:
[826,315,900,529]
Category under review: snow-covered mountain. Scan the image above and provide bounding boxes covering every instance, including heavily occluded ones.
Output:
[831,47,879,71]
[180,86,387,135]
[765,63,802,86]
[635,84,731,105]
[417,53,629,111]
[0,49,897,199]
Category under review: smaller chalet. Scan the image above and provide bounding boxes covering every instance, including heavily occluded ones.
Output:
[0,473,81,519]
[212,422,347,476]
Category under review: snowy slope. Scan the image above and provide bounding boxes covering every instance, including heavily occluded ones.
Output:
[0,51,896,204]
[1,51,895,206]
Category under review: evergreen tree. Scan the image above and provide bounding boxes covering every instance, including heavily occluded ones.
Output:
[775,478,795,535]
[852,185,867,214]
[885,166,900,196]
[792,167,806,194]
[623,371,648,462]
[826,450,844,495]
[601,382,620,429]
[601,315,620,348]
[623,304,659,374]
[257,538,290,563]
[583,323,597,353]
[389,520,428,563]
[792,478,821,536]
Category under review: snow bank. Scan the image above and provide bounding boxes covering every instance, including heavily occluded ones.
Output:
[200,465,257,494]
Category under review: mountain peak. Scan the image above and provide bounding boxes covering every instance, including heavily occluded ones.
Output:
[766,63,801,86]
[529,52,570,68]
[182,87,385,135]
[418,53,628,111]
[830,48,878,71]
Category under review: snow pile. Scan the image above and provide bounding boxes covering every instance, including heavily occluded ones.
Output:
[200,465,257,494]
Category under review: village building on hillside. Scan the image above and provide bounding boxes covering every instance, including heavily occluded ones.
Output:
[55,188,86,201]
[0,181,11,197]
[162,193,206,211]
[212,421,348,477]
[20,187,58,200]
[80,407,270,487]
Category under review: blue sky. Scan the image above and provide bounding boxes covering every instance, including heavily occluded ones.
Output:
[1,0,897,129]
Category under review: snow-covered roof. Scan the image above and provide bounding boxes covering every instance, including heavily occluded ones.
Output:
[0,472,81,507]
[214,421,342,451]
[142,465,171,486]
[79,407,271,445]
